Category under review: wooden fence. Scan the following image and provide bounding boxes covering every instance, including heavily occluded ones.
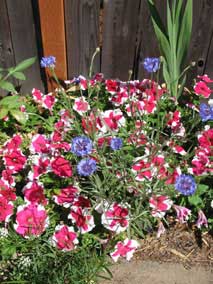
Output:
[0,0,213,92]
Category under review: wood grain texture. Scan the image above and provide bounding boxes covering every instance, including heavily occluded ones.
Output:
[0,0,16,69]
[38,0,67,89]
[101,0,141,80]
[6,0,43,92]
[64,0,100,78]
[186,0,213,87]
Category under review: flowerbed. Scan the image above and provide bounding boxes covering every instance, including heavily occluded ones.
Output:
[0,53,212,282]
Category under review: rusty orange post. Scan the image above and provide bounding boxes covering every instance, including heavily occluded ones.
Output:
[38,0,67,91]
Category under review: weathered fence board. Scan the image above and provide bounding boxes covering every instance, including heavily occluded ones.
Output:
[6,0,43,92]
[0,0,213,93]
[38,0,67,88]
[0,0,17,90]
[64,0,100,79]
[186,0,213,87]
[101,0,141,80]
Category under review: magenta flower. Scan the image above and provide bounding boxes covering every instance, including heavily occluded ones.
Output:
[196,210,208,229]
[194,81,211,98]
[0,195,14,222]
[14,203,49,238]
[68,207,95,234]
[149,195,173,218]
[51,156,72,178]
[53,185,79,208]
[30,134,51,154]
[101,202,129,233]
[110,239,139,262]
[173,204,191,223]
[73,97,90,115]
[3,150,27,173]
[42,93,57,110]
[22,181,47,205]
[52,225,78,251]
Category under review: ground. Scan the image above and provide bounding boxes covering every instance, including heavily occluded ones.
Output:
[100,225,213,284]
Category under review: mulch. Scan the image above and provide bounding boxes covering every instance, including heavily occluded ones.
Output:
[135,223,213,269]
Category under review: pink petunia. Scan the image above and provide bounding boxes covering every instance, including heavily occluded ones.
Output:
[194,81,211,98]
[68,207,95,234]
[132,158,152,181]
[197,74,213,83]
[0,195,14,222]
[32,88,44,103]
[3,150,27,173]
[110,238,139,262]
[30,134,51,154]
[196,210,208,229]
[73,97,90,115]
[52,225,78,251]
[101,202,129,233]
[51,156,72,178]
[28,155,51,180]
[53,185,79,208]
[98,109,126,133]
[3,134,22,152]
[23,181,47,205]
[0,180,16,201]
[173,204,191,223]
[14,203,49,238]
[149,195,173,218]
[42,93,57,110]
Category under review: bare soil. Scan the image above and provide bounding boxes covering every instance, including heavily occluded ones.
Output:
[100,225,213,284]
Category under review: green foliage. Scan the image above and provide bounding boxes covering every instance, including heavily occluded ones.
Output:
[0,57,36,94]
[147,0,193,97]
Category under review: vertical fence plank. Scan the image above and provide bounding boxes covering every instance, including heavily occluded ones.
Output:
[0,0,16,69]
[187,0,213,87]
[38,0,67,89]
[0,0,17,92]
[64,0,100,78]
[101,0,141,80]
[6,0,43,92]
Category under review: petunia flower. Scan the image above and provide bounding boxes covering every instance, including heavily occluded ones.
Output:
[173,204,191,223]
[52,225,78,251]
[101,202,129,233]
[14,203,49,238]
[68,207,95,234]
[110,238,139,262]
[196,210,208,229]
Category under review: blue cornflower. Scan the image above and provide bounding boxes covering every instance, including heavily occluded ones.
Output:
[199,103,213,122]
[110,137,123,150]
[143,57,160,73]
[175,174,197,196]
[40,56,56,68]
[77,158,97,176]
[71,136,93,157]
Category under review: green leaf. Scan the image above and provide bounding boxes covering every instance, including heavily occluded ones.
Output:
[0,81,16,93]
[1,245,16,259]
[0,106,9,119]
[12,71,26,80]
[188,195,203,207]
[147,0,168,36]
[10,109,27,124]
[177,0,192,67]
[13,57,36,73]
[0,95,23,108]
[0,73,3,80]
[162,56,171,86]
